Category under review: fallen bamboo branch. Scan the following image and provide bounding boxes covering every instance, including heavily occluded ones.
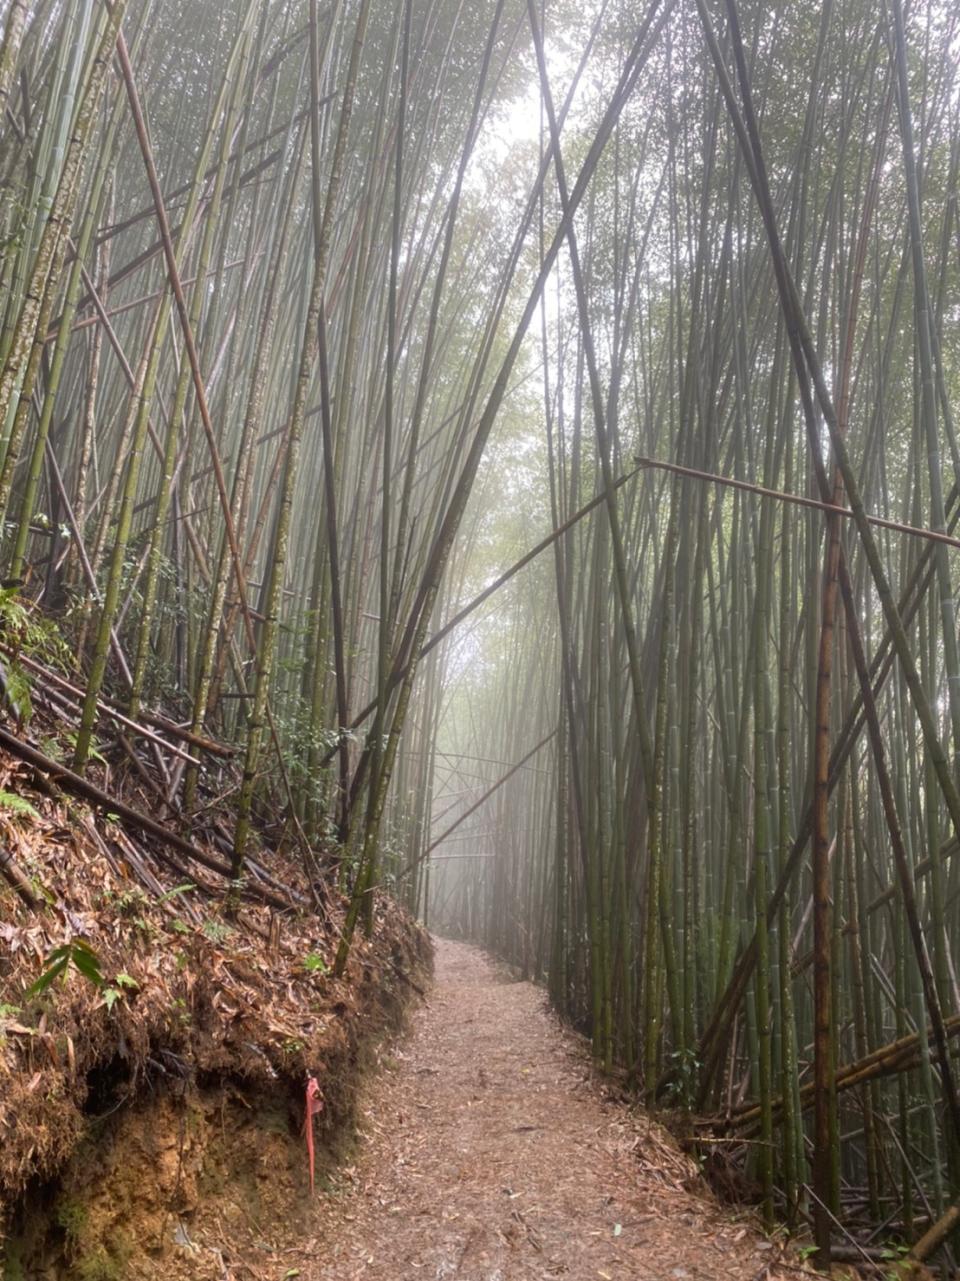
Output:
[0,724,297,911]
[635,455,960,550]
[31,667,197,766]
[728,1013,960,1133]
[908,1197,960,1263]
[0,843,39,908]
[4,649,236,757]
[35,679,181,805]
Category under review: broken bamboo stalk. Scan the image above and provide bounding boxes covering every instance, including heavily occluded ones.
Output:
[634,455,960,550]
[729,1014,960,1133]
[907,1197,960,1264]
[0,843,39,908]
[32,669,197,767]
[0,725,298,911]
[9,648,235,756]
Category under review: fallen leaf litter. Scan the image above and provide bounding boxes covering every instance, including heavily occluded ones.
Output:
[302,938,805,1281]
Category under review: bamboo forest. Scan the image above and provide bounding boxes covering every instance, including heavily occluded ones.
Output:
[1,0,960,1276]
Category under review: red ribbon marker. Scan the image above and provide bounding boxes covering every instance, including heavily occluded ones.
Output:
[303,1076,324,1192]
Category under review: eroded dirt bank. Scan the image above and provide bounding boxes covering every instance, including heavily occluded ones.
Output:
[0,735,430,1281]
[299,937,793,1281]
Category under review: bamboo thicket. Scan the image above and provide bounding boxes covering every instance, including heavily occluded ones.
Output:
[3,0,960,1266]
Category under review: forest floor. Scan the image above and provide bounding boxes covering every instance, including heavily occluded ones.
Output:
[294,937,800,1281]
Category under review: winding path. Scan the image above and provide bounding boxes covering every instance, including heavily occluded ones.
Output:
[299,938,791,1281]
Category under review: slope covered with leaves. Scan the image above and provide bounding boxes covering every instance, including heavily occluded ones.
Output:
[0,702,429,1278]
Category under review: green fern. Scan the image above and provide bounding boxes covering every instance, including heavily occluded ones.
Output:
[0,789,39,819]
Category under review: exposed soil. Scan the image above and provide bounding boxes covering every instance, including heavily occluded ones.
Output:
[0,734,428,1238]
[293,937,798,1281]
[1,926,428,1281]
[0,729,431,1279]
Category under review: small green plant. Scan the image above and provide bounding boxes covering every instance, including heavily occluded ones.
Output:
[662,1046,702,1109]
[26,938,104,998]
[202,918,232,944]
[51,729,107,766]
[111,887,148,917]
[158,882,195,903]
[102,973,139,1013]
[75,1242,128,1281]
[171,997,191,1026]
[0,584,63,725]
[880,1242,911,1279]
[880,1244,910,1260]
[0,790,39,819]
[303,952,329,975]
[55,1197,88,1241]
[40,734,65,761]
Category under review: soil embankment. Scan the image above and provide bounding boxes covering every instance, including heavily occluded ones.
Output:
[0,738,429,1280]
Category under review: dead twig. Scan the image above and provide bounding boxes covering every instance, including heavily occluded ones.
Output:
[0,842,40,908]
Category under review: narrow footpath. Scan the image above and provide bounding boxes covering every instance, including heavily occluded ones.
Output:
[299,938,793,1280]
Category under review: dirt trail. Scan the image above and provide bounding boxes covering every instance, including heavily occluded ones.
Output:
[300,938,792,1280]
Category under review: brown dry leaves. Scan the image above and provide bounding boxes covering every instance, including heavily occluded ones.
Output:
[0,748,427,1218]
[294,938,802,1281]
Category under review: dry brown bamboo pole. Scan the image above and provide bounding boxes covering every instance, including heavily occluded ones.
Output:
[908,1199,960,1264]
[0,726,295,910]
[8,650,234,756]
[730,1014,960,1131]
[634,455,960,550]
[0,843,39,908]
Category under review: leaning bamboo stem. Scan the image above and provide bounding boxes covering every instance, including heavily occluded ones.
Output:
[0,3,127,521]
